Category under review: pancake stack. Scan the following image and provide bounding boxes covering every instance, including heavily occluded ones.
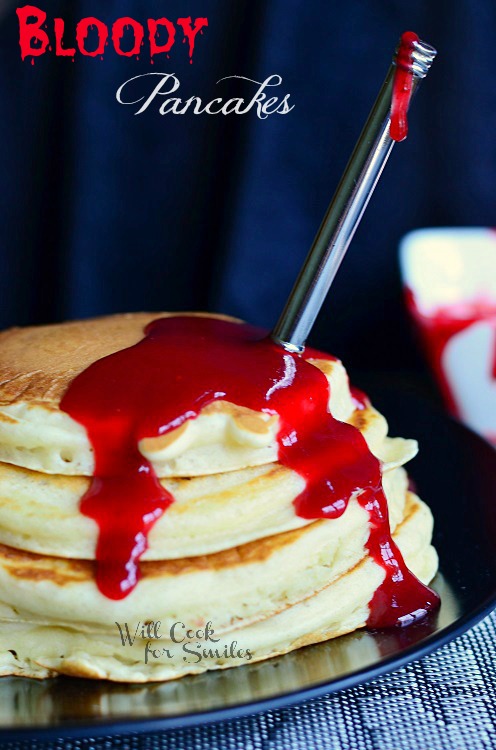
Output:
[0,313,438,682]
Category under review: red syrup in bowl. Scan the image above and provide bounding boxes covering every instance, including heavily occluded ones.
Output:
[60,316,439,626]
[406,288,496,416]
[390,30,419,142]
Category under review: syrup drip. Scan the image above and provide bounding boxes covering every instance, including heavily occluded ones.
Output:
[60,316,439,626]
[390,30,419,142]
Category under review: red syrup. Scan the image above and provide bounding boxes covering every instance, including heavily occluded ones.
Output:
[60,316,439,626]
[350,386,369,411]
[406,288,496,415]
[390,31,419,142]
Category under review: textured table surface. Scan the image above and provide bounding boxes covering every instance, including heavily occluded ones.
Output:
[2,607,495,750]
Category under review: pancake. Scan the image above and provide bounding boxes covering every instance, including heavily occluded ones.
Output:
[0,493,437,681]
[0,313,416,477]
[0,311,439,684]
[0,476,409,632]
[0,454,409,562]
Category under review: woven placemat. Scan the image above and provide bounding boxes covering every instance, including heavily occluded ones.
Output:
[2,608,496,750]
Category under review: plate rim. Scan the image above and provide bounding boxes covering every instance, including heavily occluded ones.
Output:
[2,576,496,740]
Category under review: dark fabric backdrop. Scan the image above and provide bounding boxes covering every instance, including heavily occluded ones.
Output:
[0,0,494,382]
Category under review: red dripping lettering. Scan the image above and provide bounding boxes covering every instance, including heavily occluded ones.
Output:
[16,4,49,60]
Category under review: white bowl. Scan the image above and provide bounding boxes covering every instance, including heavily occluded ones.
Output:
[400,227,496,445]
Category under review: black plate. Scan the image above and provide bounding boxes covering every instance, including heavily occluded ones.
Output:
[1,383,495,740]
